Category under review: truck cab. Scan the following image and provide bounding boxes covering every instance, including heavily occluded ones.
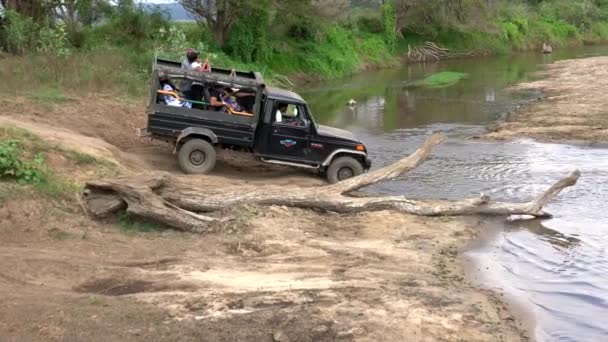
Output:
[142,58,371,183]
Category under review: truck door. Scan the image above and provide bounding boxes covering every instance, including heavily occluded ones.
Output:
[268,103,311,160]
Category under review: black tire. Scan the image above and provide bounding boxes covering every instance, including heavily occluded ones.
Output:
[177,139,217,174]
[326,156,364,184]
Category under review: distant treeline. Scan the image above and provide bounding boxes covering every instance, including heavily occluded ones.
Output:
[1,0,608,85]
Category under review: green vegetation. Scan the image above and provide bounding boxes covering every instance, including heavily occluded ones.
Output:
[28,87,70,103]
[1,0,608,99]
[0,138,45,184]
[417,72,469,88]
[117,211,162,233]
[0,126,115,200]
[62,150,98,165]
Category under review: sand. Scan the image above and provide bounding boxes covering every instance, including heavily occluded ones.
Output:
[485,56,608,143]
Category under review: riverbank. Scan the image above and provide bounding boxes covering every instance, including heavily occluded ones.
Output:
[0,95,528,340]
[485,56,608,142]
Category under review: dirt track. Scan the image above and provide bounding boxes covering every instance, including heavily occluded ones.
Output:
[0,97,527,341]
[485,56,608,142]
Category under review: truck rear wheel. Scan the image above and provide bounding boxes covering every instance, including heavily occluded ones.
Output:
[178,139,217,174]
[327,156,363,184]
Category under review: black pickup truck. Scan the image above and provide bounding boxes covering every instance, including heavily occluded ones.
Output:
[140,58,371,183]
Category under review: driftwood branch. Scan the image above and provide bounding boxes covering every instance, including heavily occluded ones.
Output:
[407,42,491,63]
[82,133,580,232]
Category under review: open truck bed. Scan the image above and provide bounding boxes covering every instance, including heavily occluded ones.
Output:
[144,58,266,148]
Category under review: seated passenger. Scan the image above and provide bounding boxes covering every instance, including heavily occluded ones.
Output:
[160,77,192,109]
[220,88,243,113]
[208,87,248,113]
[209,87,227,111]
[275,103,288,123]
[229,88,256,113]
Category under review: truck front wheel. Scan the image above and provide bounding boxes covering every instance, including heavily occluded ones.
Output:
[177,139,217,174]
[327,156,364,184]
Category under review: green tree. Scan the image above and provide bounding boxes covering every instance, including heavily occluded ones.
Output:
[225,0,271,62]
[179,0,250,47]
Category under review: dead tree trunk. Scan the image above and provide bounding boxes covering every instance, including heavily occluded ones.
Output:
[82,133,580,233]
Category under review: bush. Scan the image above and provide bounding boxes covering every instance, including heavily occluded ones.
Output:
[355,35,392,63]
[496,2,531,22]
[302,25,360,78]
[156,25,190,61]
[37,24,71,58]
[585,21,608,41]
[0,10,38,54]
[530,19,580,46]
[287,18,318,41]
[382,0,396,51]
[101,1,168,46]
[226,4,271,63]
[356,13,384,34]
[539,0,600,30]
[0,140,44,184]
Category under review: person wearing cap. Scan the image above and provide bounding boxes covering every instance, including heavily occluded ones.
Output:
[180,48,211,106]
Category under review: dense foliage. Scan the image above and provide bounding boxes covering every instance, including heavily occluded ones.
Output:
[1,0,608,93]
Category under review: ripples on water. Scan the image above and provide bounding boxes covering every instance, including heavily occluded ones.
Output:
[304,46,608,341]
[365,132,608,341]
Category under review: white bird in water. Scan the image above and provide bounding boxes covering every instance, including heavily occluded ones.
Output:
[347,98,357,106]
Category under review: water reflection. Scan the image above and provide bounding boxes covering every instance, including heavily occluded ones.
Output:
[505,218,582,250]
[303,45,608,342]
[304,45,608,133]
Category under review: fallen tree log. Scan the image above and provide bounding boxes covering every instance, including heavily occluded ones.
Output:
[82,133,581,232]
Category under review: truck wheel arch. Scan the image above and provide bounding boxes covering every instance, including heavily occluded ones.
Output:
[175,127,218,150]
[322,150,367,168]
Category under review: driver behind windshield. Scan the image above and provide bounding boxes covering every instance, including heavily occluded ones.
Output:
[275,103,288,123]
[277,104,305,126]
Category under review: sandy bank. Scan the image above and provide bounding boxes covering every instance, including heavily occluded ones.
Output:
[485,56,608,142]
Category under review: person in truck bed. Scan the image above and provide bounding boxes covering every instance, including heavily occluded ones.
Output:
[208,87,255,114]
[180,48,211,106]
[226,88,256,113]
[160,77,192,108]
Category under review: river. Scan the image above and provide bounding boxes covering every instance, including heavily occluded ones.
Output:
[302,46,608,342]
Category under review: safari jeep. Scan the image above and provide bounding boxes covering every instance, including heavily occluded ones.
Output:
[140,58,371,183]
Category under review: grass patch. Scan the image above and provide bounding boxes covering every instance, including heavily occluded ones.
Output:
[117,211,162,233]
[62,149,98,165]
[0,125,90,200]
[416,71,469,88]
[28,87,70,104]
[34,175,81,200]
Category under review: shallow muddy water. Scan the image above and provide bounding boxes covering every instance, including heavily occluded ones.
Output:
[303,46,608,341]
